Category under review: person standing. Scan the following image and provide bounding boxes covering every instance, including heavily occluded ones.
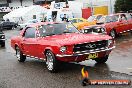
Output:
[62,14,68,22]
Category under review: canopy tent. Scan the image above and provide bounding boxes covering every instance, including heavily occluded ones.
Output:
[3,5,48,23]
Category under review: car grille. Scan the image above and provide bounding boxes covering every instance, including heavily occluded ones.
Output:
[73,40,108,52]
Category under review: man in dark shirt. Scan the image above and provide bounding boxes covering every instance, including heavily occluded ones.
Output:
[62,14,68,22]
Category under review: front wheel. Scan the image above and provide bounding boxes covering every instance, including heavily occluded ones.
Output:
[15,46,26,62]
[109,29,116,38]
[1,42,5,47]
[45,50,59,73]
[95,56,108,63]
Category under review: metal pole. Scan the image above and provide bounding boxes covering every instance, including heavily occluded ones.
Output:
[110,0,112,14]
[90,0,93,15]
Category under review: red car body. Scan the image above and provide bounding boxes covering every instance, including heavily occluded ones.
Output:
[11,22,115,72]
[97,13,132,38]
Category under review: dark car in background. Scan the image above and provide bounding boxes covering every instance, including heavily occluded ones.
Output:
[0,20,18,30]
[0,30,5,47]
[96,13,132,38]
[82,25,106,34]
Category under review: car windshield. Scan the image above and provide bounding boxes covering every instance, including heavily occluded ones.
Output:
[39,23,80,37]
[29,20,38,23]
[69,19,78,23]
[98,16,117,23]
[87,16,96,22]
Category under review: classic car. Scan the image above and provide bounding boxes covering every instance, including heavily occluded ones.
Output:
[97,13,132,38]
[69,18,90,30]
[0,20,18,30]
[0,30,5,47]
[11,22,115,72]
[87,14,103,25]
[82,25,106,34]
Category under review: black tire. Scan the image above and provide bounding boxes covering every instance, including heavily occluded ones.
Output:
[45,50,59,73]
[95,56,108,63]
[109,29,116,38]
[1,42,5,47]
[15,46,26,62]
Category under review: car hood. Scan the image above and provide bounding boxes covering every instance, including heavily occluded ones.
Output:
[42,33,112,46]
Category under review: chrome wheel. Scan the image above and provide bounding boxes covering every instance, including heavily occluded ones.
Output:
[46,52,54,71]
[16,47,20,60]
[15,46,26,62]
[110,30,116,38]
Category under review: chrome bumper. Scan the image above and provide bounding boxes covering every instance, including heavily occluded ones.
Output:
[0,39,5,41]
[56,46,115,57]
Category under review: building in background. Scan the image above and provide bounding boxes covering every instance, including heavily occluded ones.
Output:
[0,0,117,19]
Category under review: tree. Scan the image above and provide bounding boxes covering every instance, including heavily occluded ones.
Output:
[114,0,132,13]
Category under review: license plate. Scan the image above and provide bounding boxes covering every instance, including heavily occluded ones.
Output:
[86,53,98,59]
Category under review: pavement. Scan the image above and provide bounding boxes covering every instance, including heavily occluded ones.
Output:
[0,29,132,88]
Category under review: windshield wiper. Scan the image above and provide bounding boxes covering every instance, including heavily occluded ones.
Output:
[63,31,72,33]
[42,33,56,37]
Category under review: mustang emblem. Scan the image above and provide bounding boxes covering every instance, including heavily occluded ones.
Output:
[85,44,96,49]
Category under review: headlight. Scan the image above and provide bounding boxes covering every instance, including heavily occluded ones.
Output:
[60,46,67,52]
[108,40,112,46]
[1,35,5,39]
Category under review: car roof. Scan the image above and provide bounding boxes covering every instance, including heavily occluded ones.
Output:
[83,25,104,29]
[69,18,85,20]
[28,22,61,27]
[109,13,128,16]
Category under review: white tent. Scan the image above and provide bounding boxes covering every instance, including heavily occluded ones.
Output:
[3,5,48,24]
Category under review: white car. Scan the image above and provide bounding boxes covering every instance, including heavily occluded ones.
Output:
[18,19,39,30]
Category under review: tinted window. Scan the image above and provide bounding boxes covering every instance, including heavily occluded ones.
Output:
[24,27,36,38]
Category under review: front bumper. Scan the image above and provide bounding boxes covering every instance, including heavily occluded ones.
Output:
[56,46,115,57]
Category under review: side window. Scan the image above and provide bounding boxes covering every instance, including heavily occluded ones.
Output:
[121,14,127,21]
[96,15,102,21]
[24,27,36,38]
[126,14,132,20]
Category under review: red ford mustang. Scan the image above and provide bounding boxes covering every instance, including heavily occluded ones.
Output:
[96,13,132,38]
[11,22,115,72]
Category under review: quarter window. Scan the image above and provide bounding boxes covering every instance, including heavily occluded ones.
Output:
[24,27,36,38]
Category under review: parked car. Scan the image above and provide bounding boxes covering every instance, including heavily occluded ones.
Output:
[0,30,5,47]
[87,14,103,25]
[82,25,106,34]
[0,20,18,30]
[97,13,132,38]
[18,19,39,30]
[69,18,90,30]
[11,22,115,72]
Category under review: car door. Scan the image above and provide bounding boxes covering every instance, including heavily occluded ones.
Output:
[126,13,132,30]
[118,14,128,32]
[22,27,39,57]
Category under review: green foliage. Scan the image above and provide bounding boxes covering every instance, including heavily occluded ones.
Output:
[114,0,132,12]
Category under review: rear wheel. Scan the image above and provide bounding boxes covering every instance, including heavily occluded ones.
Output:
[15,46,26,62]
[109,29,116,38]
[95,56,108,63]
[45,50,59,73]
[1,42,5,47]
